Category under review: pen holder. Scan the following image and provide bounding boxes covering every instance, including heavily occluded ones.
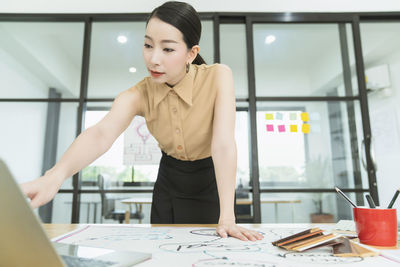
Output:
[353,207,398,247]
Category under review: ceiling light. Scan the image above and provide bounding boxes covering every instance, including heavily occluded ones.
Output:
[117,35,127,44]
[129,67,137,73]
[265,35,276,45]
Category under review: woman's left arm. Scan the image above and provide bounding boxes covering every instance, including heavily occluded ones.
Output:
[211,64,263,241]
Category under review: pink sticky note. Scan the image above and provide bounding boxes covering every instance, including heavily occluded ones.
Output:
[278,125,286,132]
[266,124,274,132]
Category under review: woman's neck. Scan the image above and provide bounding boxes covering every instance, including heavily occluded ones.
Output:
[165,68,187,88]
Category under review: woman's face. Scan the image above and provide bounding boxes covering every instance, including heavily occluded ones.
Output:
[143,17,196,86]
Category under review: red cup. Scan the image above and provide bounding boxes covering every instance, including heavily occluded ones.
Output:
[353,207,398,247]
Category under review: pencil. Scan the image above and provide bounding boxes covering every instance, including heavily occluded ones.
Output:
[365,194,376,208]
[387,188,400,208]
[334,187,357,208]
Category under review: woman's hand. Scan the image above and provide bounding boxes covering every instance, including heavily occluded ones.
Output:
[216,219,264,241]
[20,172,64,208]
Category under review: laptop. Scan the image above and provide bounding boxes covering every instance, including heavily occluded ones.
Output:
[0,159,151,267]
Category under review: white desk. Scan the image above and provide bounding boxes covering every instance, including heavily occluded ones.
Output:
[64,201,101,223]
[44,224,400,266]
[121,197,152,224]
[237,197,301,223]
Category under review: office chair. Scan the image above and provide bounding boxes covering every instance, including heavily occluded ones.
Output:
[97,174,144,223]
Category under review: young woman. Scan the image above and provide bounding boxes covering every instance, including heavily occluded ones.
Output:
[21,1,263,242]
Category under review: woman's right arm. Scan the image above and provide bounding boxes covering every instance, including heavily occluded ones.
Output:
[21,86,142,208]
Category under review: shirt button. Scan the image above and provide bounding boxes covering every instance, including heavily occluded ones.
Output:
[175,128,180,134]
[177,145,183,150]
[172,107,177,113]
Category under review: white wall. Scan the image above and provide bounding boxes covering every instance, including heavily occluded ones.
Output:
[0,45,48,183]
[0,102,47,183]
[1,0,400,13]
[366,49,400,211]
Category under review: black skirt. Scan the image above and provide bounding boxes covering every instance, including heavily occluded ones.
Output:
[150,151,220,224]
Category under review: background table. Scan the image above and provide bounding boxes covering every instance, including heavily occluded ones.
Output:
[120,197,301,224]
[121,197,153,224]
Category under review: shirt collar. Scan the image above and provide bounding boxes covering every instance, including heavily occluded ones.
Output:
[154,64,194,107]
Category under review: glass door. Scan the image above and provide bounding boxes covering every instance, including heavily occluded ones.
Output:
[360,22,400,215]
[251,21,374,223]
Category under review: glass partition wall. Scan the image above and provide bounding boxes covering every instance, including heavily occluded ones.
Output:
[1,12,392,223]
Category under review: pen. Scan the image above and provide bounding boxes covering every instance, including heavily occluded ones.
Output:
[334,187,357,208]
[387,188,400,209]
[365,194,376,208]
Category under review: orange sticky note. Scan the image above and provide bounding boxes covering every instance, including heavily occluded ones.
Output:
[290,125,297,132]
[266,113,273,120]
[302,124,310,133]
[301,112,309,122]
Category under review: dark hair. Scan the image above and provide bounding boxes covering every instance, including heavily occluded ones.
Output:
[146,1,206,65]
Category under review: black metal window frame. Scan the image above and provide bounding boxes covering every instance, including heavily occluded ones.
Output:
[1,11,398,223]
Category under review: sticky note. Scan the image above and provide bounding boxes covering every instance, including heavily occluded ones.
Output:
[276,112,283,120]
[266,124,274,132]
[278,125,286,132]
[289,113,297,120]
[290,125,297,132]
[302,124,310,134]
[266,113,273,120]
[300,112,309,122]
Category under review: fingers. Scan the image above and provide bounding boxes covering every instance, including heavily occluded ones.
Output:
[219,227,248,241]
[20,182,35,198]
[216,228,228,238]
[242,230,263,241]
[217,225,264,242]
[19,180,49,208]
[242,228,264,241]
[255,231,264,240]
[30,196,43,209]
[231,230,248,241]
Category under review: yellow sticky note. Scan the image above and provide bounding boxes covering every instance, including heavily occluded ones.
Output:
[266,113,273,120]
[302,124,310,134]
[300,112,309,122]
[290,125,297,132]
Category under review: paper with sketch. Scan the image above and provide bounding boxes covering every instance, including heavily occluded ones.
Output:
[123,116,161,165]
[52,225,399,267]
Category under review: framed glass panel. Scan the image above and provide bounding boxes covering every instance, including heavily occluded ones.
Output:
[81,108,159,187]
[360,22,400,210]
[253,23,358,97]
[220,24,248,98]
[87,22,147,98]
[256,101,367,190]
[236,104,250,187]
[57,103,79,189]
[87,20,214,99]
[199,20,214,64]
[0,22,84,98]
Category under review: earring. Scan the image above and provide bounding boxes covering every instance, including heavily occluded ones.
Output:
[186,62,190,73]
